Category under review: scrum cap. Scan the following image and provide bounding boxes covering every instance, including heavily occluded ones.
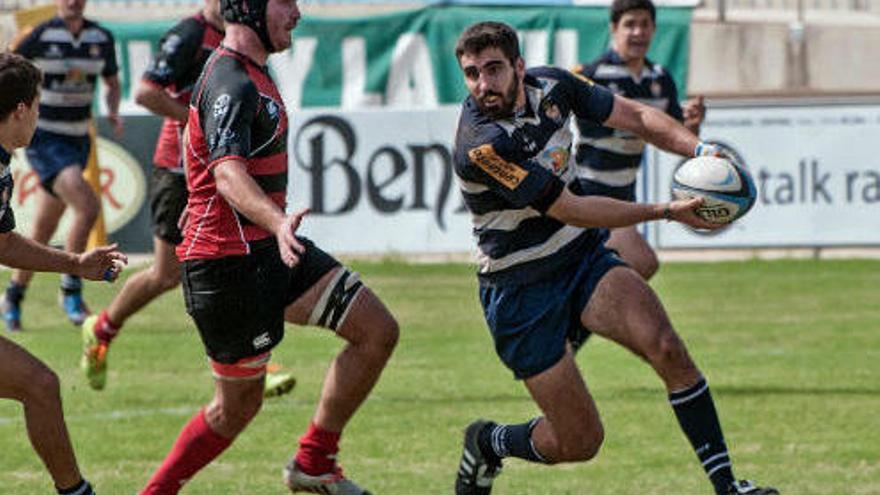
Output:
[220,0,274,52]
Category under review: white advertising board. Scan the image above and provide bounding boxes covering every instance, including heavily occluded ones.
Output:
[286,106,474,254]
[287,102,880,254]
[650,103,880,248]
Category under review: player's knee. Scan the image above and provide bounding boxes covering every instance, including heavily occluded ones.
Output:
[211,390,263,433]
[350,298,399,359]
[639,252,659,280]
[559,421,604,462]
[77,195,100,225]
[154,267,181,292]
[629,250,659,280]
[29,366,61,405]
[651,329,689,368]
[369,315,399,357]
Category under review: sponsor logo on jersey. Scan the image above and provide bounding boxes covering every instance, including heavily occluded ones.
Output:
[542,101,562,124]
[468,144,529,190]
[651,81,662,98]
[213,93,230,119]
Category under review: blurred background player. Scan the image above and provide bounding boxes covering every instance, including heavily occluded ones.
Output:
[3,0,122,331]
[78,0,295,398]
[451,22,776,495]
[572,0,705,280]
[0,51,127,495]
[138,0,398,492]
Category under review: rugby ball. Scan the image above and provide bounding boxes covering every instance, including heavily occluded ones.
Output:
[671,156,756,225]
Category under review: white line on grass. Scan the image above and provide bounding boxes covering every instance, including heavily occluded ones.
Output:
[0,400,309,426]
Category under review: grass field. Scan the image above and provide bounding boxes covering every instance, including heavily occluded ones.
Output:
[1,258,878,494]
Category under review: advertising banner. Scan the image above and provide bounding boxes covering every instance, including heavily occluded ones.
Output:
[650,103,880,248]
[104,6,691,109]
[287,106,473,254]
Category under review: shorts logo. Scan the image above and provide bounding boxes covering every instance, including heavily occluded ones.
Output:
[252,332,271,350]
[213,94,231,119]
[468,144,529,190]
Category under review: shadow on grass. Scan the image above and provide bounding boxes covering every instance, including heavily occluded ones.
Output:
[374,384,880,406]
[598,385,880,399]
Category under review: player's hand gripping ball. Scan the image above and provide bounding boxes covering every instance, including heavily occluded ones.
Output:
[671,155,757,225]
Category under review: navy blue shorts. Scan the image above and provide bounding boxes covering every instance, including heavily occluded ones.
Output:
[577,178,636,202]
[26,129,90,193]
[479,244,626,380]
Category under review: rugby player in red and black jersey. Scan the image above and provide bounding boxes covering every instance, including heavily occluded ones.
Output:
[138,0,398,493]
[80,0,296,399]
[79,0,223,391]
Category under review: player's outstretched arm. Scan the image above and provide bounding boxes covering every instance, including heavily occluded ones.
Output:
[546,188,720,231]
[135,79,189,123]
[214,159,306,267]
[0,233,127,280]
[605,94,700,158]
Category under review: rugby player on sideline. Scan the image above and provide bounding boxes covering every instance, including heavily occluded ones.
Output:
[138,0,398,492]
[451,22,777,495]
[572,0,706,281]
[79,0,296,399]
[3,0,123,331]
[0,52,127,495]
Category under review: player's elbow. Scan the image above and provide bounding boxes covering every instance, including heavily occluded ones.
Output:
[546,195,598,229]
[133,83,158,108]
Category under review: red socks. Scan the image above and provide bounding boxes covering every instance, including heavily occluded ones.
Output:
[93,310,120,344]
[140,410,232,495]
[295,421,341,476]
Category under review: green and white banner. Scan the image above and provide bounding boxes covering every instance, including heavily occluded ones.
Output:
[106,5,692,111]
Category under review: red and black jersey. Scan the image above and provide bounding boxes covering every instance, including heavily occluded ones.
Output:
[178,45,288,260]
[141,13,223,171]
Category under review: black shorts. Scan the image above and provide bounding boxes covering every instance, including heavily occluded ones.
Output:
[181,237,340,364]
[149,168,188,245]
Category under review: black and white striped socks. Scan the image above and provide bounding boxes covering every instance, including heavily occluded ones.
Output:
[669,377,735,495]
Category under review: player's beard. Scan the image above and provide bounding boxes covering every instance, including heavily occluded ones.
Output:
[477,76,519,120]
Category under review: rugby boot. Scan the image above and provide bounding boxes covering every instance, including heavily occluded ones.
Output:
[81,315,109,390]
[2,286,23,332]
[455,420,503,495]
[264,371,297,398]
[283,459,372,494]
[60,289,90,326]
[727,480,780,495]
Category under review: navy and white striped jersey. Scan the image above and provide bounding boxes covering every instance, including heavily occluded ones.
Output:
[0,145,16,234]
[453,66,615,284]
[14,17,118,137]
[572,49,682,190]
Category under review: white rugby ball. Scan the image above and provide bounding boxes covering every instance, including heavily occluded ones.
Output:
[671,156,757,225]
